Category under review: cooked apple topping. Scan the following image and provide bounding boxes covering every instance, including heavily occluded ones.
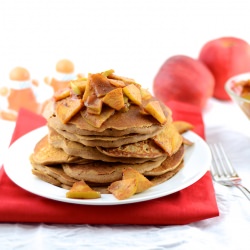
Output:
[123,84,142,106]
[92,74,116,97]
[153,123,183,156]
[172,121,194,134]
[144,101,167,124]
[53,70,168,127]
[107,73,136,85]
[81,106,115,128]
[56,97,84,124]
[235,79,250,99]
[122,167,153,194]
[102,88,125,110]
[54,88,71,101]
[108,79,126,87]
[141,88,152,100]
[107,167,153,200]
[84,94,103,115]
[70,79,87,95]
[101,69,115,77]
[66,180,101,199]
[233,79,250,118]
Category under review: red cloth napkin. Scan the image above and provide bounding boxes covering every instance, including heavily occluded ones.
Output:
[0,102,219,225]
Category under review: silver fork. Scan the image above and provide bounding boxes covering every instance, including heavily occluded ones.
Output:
[209,143,250,201]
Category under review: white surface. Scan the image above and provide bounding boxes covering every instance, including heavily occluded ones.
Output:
[1,0,250,92]
[4,127,210,205]
[1,98,250,250]
[1,0,250,249]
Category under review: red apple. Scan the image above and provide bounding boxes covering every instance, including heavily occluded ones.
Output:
[199,37,250,100]
[153,55,215,109]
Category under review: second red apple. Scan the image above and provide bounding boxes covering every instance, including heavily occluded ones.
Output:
[199,37,250,100]
[153,55,215,109]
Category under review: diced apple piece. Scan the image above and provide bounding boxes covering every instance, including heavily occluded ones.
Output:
[86,103,103,115]
[102,88,125,110]
[81,106,115,128]
[53,88,71,101]
[66,180,101,199]
[70,81,82,95]
[107,178,137,200]
[108,79,126,87]
[144,101,166,124]
[108,73,136,85]
[182,136,194,146]
[101,69,115,77]
[141,88,152,100]
[172,121,194,134]
[92,73,115,97]
[85,94,103,115]
[70,79,87,95]
[120,95,130,112]
[123,84,142,105]
[123,167,153,193]
[56,97,84,124]
[153,123,183,156]
[123,95,129,104]
[82,76,94,103]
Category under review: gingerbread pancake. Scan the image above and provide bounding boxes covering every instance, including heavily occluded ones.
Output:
[62,156,167,184]
[30,70,191,197]
[96,139,165,159]
[30,135,91,165]
[47,98,172,137]
[144,144,185,176]
[48,127,164,163]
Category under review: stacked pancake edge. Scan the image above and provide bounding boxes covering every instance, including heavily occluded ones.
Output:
[30,71,187,194]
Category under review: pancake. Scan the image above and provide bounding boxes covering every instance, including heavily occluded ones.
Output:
[32,162,77,187]
[150,161,184,186]
[144,144,184,176]
[62,156,167,183]
[30,135,91,165]
[48,127,164,163]
[31,162,112,194]
[30,69,192,198]
[96,139,165,158]
[31,145,184,191]
[50,125,162,148]
[32,168,62,187]
[48,112,166,136]
[47,97,172,136]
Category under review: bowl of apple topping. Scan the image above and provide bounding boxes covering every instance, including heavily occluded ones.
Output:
[225,72,250,119]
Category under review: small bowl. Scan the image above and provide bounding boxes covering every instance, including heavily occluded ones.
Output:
[225,72,250,119]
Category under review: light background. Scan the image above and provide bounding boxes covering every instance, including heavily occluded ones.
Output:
[0,0,250,92]
[1,2,250,246]
[0,0,250,164]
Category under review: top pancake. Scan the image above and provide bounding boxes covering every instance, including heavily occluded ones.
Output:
[44,71,172,137]
[32,70,187,190]
[47,98,172,137]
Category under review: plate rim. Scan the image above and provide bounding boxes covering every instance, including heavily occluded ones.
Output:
[3,126,211,206]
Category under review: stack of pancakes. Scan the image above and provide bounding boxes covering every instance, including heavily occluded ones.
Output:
[30,70,187,194]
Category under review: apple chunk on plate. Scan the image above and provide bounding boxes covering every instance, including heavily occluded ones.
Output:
[108,168,153,200]
[107,178,138,200]
[123,167,153,194]
[66,180,101,199]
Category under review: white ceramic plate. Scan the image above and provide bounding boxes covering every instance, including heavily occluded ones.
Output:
[3,126,211,205]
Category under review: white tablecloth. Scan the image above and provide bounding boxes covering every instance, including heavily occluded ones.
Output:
[0,98,250,250]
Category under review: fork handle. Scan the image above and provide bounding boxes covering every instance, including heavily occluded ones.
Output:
[236,184,250,201]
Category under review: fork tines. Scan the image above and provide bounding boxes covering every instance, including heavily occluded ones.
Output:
[209,142,250,200]
[209,143,239,179]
